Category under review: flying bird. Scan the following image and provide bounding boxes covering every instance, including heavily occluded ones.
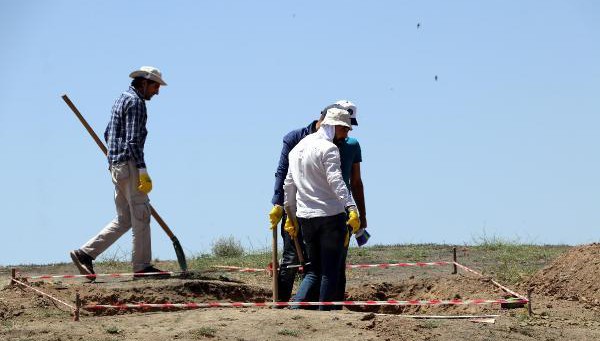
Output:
[417,23,421,29]
[435,75,438,81]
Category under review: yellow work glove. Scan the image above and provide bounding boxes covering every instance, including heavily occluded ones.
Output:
[284,216,298,239]
[138,168,153,194]
[268,205,284,230]
[346,207,360,234]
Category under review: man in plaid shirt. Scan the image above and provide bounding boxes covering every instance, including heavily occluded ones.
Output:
[70,66,168,278]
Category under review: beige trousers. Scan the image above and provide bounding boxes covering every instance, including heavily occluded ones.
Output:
[81,161,152,272]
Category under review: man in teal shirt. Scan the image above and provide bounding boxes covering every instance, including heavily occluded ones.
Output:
[318,100,368,308]
[326,100,367,230]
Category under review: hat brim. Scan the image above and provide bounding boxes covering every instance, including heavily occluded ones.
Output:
[322,120,353,130]
[129,71,167,86]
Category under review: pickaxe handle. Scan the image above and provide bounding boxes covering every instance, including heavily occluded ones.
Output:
[284,205,305,264]
[61,94,187,272]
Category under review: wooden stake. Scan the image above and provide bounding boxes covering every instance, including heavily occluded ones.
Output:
[10,268,16,286]
[272,226,279,303]
[527,288,533,316]
[452,247,457,274]
[73,292,81,322]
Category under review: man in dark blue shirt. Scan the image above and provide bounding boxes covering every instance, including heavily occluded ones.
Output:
[70,66,169,279]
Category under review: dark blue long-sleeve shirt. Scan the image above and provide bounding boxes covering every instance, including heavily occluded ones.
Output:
[271,120,318,206]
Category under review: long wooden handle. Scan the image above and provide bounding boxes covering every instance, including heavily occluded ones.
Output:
[284,205,305,264]
[62,95,108,155]
[293,237,305,264]
[61,94,178,239]
[62,94,187,271]
[272,227,279,302]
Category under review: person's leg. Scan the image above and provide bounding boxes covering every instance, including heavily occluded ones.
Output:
[278,212,300,302]
[125,162,152,272]
[332,226,352,310]
[80,162,132,259]
[317,213,346,311]
[291,218,319,308]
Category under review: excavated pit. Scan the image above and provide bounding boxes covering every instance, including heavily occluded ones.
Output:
[81,280,272,315]
[345,275,513,314]
[2,269,525,318]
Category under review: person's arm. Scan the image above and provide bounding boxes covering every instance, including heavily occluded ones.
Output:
[283,165,297,216]
[350,162,367,228]
[322,145,355,209]
[272,137,294,206]
[125,99,147,169]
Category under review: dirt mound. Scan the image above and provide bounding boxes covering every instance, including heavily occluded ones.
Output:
[527,243,600,306]
[0,299,13,320]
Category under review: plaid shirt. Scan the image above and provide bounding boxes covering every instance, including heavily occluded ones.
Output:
[104,86,148,168]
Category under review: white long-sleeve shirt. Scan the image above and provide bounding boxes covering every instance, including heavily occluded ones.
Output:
[283,127,356,219]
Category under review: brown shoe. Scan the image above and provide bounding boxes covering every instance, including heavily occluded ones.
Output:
[70,249,95,279]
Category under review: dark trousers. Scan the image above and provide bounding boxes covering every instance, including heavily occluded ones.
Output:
[304,226,350,310]
[331,226,352,310]
[277,212,306,302]
[292,213,346,311]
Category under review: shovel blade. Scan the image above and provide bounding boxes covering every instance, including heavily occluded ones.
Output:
[172,237,188,272]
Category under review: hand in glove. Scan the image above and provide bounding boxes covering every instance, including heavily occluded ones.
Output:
[346,207,360,234]
[284,216,298,239]
[269,205,284,230]
[138,168,153,194]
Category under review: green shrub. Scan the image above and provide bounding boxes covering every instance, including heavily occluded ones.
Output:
[277,329,300,337]
[211,236,244,257]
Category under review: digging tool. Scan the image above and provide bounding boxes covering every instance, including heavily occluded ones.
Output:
[61,94,188,272]
[271,221,278,302]
[284,205,305,265]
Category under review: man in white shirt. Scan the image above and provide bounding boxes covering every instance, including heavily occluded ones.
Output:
[283,108,360,310]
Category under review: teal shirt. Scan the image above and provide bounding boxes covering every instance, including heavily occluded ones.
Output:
[336,137,362,189]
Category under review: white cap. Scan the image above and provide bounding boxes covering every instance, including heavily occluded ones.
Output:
[321,100,358,125]
[129,66,167,86]
[321,108,352,129]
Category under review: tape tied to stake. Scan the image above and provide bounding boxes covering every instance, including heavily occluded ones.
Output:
[84,298,528,310]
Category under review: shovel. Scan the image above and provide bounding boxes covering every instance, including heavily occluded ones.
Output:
[284,205,305,265]
[61,94,188,272]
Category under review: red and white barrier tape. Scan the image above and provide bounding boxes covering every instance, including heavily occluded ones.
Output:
[212,266,266,273]
[23,261,451,280]
[11,278,76,310]
[452,262,527,300]
[347,261,450,269]
[84,297,527,311]
[216,261,451,273]
[23,271,175,280]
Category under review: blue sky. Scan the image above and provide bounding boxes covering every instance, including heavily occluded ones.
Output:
[1,1,598,265]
